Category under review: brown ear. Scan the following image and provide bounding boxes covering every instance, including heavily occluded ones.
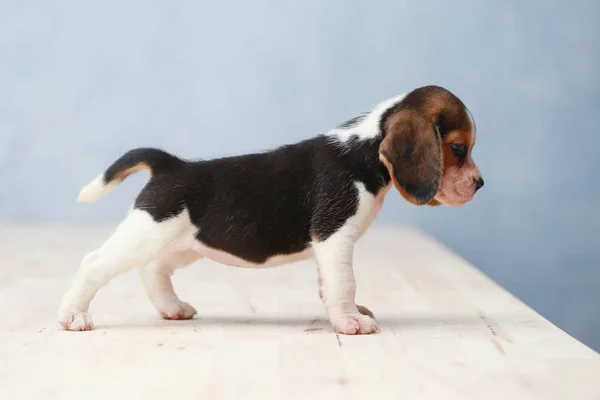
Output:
[426,198,442,206]
[379,111,442,205]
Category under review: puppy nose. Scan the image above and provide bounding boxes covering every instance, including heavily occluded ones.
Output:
[474,177,484,191]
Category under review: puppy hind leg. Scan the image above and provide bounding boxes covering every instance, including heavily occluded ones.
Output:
[140,250,202,320]
[57,209,192,331]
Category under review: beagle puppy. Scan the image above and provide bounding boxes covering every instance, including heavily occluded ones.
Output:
[58,85,483,335]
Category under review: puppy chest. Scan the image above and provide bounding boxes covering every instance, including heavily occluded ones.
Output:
[353,182,390,238]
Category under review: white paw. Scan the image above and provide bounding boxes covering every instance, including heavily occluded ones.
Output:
[160,301,197,320]
[332,313,380,335]
[59,311,94,331]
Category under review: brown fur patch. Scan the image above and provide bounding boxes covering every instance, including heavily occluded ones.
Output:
[445,130,472,145]
[443,129,476,168]
[379,110,442,205]
[114,163,153,182]
[394,85,472,136]
[378,86,476,206]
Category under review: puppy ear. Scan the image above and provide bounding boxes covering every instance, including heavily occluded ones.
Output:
[379,111,442,205]
[426,198,442,206]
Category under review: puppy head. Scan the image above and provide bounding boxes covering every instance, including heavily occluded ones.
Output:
[379,85,483,207]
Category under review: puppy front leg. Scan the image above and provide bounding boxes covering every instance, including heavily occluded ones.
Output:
[312,228,379,335]
[318,274,374,318]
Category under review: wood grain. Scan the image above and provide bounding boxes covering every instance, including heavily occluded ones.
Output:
[0,224,598,399]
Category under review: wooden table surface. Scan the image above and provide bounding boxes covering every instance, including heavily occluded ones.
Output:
[0,224,598,399]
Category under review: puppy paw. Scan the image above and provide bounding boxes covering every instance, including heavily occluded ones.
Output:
[160,301,197,320]
[357,304,374,318]
[332,313,380,335]
[59,311,94,331]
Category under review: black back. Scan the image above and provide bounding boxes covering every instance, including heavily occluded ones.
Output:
[134,135,390,263]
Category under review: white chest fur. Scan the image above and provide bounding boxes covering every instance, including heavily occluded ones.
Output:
[350,181,390,240]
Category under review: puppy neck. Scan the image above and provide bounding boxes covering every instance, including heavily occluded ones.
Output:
[325,93,408,143]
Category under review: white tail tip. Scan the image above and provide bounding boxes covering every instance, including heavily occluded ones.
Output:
[77,175,117,202]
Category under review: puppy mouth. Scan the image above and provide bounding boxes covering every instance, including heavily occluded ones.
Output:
[436,186,474,206]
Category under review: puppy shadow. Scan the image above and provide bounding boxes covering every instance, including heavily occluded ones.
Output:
[96,312,505,333]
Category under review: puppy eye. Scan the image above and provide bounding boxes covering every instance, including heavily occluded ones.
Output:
[450,144,467,158]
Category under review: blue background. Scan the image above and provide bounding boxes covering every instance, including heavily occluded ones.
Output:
[1,1,599,350]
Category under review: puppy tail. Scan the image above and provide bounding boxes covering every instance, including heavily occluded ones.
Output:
[77,148,183,202]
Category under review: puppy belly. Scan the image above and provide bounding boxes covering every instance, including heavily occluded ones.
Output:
[188,240,313,268]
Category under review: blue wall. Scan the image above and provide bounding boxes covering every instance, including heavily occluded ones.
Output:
[1,1,599,350]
